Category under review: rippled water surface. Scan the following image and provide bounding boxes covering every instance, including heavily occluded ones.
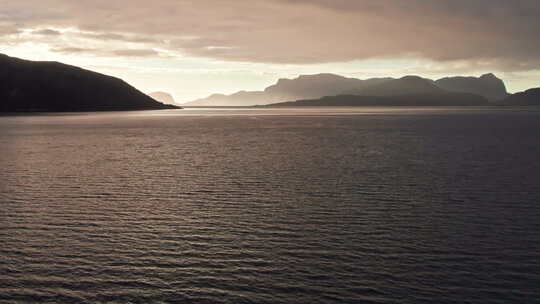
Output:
[1,107,540,303]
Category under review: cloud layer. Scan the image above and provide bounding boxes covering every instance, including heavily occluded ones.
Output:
[1,0,540,70]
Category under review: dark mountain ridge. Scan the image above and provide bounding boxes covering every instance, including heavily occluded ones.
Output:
[263,92,489,107]
[498,88,540,106]
[0,54,180,112]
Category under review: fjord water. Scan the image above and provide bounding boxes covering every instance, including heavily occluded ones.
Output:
[1,107,539,303]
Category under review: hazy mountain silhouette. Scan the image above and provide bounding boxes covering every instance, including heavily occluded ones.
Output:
[263,73,392,101]
[435,73,508,101]
[185,73,507,106]
[185,91,269,107]
[0,54,180,112]
[183,74,392,106]
[498,88,540,105]
[263,93,489,107]
[149,91,176,105]
[348,76,443,96]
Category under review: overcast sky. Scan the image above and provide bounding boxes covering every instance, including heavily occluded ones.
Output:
[2,0,540,102]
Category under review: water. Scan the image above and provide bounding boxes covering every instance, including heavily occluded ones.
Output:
[1,107,539,303]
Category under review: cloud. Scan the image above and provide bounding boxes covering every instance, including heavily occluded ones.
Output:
[50,47,90,54]
[31,28,61,36]
[51,46,160,57]
[2,0,540,71]
[77,32,160,43]
[0,25,20,36]
[112,49,159,57]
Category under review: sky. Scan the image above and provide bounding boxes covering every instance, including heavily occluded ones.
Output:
[1,0,540,103]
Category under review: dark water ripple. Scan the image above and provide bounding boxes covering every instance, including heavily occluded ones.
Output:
[1,108,540,303]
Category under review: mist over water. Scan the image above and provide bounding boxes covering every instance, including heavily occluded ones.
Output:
[1,107,539,303]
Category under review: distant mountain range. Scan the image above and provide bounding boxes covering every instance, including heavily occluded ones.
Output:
[0,54,180,112]
[184,73,513,106]
[2,53,537,111]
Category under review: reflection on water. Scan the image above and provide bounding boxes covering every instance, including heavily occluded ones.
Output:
[1,107,539,303]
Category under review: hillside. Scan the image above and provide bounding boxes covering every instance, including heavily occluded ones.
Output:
[0,54,180,112]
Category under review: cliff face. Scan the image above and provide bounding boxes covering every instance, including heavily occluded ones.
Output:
[0,54,180,112]
[435,73,508,101]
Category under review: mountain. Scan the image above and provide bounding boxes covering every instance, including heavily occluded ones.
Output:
[263,93,489,107]
[263,73,392,101]
[149,91,176,105]
[185,72,508,106]
[183,91,269,107]
[0,54,180,112]
[350,76,443,96]
[498,88,540,105]
[435,73,508,101]
[183,73,392,106]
